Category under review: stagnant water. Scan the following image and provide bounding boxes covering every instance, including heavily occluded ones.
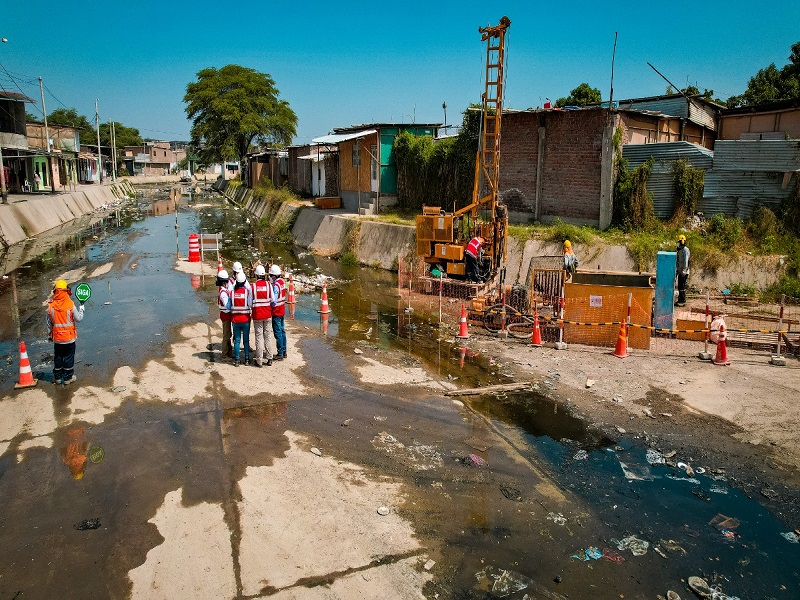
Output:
[0,188,797,598]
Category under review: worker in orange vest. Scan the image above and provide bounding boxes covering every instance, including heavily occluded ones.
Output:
[46,279,85,385]
[465,236,485,283]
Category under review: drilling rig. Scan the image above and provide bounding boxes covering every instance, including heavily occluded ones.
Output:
[415,16,510,284]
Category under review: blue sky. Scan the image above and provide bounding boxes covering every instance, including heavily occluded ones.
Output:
[2,1,799,145]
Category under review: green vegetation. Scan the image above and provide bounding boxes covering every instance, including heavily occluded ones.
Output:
[339,252,358,267]
[555,83,602,108]
[362,206,418,226]
[184,65,297,173]
[249,177,301,243]
[726,41,800,108]
[671,158,704,221]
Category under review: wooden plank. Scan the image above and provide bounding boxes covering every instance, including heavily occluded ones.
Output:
[444,382,536,396]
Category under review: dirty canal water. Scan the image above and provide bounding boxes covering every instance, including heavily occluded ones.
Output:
[0,187,797,599]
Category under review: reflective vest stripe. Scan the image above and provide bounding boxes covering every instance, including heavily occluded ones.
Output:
[48,305,77,343]
[218,288,231,321]
[252,279,273,319]
[230,288,250,314]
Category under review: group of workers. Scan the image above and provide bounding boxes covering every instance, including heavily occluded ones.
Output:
[216,260,287,367]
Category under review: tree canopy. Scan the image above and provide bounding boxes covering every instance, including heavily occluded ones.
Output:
[726,41,800,107]
[183,65,297,166]
[98,122,143,149]
[555,83,602,108]
[47,108,95,143]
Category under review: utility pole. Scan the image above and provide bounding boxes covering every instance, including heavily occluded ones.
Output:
[38,77,56,194]
[110,120,117,181]
[442,101,447,133]
[96,100,103,183]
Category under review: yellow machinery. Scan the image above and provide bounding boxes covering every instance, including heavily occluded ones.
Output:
[416,16,511,280]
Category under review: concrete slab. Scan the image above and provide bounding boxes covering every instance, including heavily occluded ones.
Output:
[356,221,414,269]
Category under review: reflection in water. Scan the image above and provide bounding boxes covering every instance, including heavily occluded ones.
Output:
[61,428,89,480]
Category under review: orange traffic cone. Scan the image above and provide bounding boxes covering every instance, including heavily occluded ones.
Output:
[318,283,331,314]
[531,309,543,347]
[456,304,470,339]
[15,340,38,389]
[289,301,296,320]
[612,321,628,358]
[459,345,467,369]
[713,324,731,366]
[321,312,329,335]
[287,275,296,304]
[217,255,224,273]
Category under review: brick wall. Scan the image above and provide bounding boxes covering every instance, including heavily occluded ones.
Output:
[499,108,614,226]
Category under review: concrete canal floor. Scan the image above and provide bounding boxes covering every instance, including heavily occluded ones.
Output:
[0,189,798,599]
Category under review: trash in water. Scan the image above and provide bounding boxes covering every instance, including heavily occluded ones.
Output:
[659,539,686,555]
[600,548,626,563]
[646,449,665,465]
[474,566,531,597]
[709,513,741,531]
[720,529,740,540]
[666,473,701,484]
[692,487,711,501]
[547,512,567,526]
[780,532,799,543]
[74,518,101,531]
[466,453,487,467]
[709,484,728,494]
[500,486,522,501]
[653,546,668,559]
[573,449,589,461]
[619,460,653,481]
[613,536,649,556]
[677,461,695,477]
[571,547,602,561]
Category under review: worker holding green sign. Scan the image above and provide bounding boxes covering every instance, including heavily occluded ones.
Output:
[46,280,87,385]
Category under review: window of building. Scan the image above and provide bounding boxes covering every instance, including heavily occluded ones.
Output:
[352,144,361,167]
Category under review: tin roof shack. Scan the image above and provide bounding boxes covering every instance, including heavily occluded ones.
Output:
[247,150,288,189]
[702,139,800,218]
[616,93,721,150]
[313,123,438,214]
[0,92,34,193]
[288,144,338,198]
[718,99,800,140]
[622,142,714,218]
[565,271,654,350]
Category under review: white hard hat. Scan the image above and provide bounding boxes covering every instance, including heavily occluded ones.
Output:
[232,261,243,273]
[269,264,282,276]
[255,265,266,277]
[236,272,246,283]
[218,270,228,280]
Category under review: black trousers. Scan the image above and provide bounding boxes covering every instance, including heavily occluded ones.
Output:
[677,274,688,304]
[54,342,76,382]
[465,254,479,282]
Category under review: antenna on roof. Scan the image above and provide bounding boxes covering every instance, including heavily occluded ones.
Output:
[609,32,618,109]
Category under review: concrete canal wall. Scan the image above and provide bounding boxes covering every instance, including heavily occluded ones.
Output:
[0,182,134,248]
[223,182,788,292]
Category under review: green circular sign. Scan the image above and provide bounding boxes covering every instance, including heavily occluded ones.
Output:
[89,445,105,464]
[74,283,92,303]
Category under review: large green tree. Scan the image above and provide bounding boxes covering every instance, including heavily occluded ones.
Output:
[727,41,800,107]
[183,65,297,171]
[555,83,602,108]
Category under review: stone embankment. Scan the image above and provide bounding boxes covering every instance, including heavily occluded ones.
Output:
[216,180,786,292]
[0,181,135,248]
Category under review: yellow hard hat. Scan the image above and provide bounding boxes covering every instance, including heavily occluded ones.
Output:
[563,240,571,248]
[55,279,68,290]
[678,235,686,243]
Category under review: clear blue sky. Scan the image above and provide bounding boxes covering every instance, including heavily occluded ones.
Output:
[2,1,799,145]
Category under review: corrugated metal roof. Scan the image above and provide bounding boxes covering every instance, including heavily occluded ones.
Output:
[622,142,714,219]
[620,96,690,119]
[688,101,717,130]
[711,140,800,171]
[311,129,377,144]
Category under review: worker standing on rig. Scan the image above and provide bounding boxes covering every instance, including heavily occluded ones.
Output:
[563,240,578,279]
[465,236,485,283]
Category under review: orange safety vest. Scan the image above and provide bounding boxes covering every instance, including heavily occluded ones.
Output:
[218,287,231,322]
[251,278,273,320]
[47,293,77,343]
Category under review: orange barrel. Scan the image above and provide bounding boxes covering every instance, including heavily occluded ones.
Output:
[188,233,201,262]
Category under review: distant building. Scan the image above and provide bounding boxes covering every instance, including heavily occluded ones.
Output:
[122,141,187,175]
[718,99,800,140]
[26,122,80,191]
[287,144,338,197]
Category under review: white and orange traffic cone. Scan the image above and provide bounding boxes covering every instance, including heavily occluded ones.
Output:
[456,304,470,339]
[318,283,331,314]
[217,255,224,273]
[612,321,628,358]
[14,341,38,389]
[287,275,296,304]
[321,312,329,336]
[531,309,543,347]
[459,345,467,369]
[713,324,731,366]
